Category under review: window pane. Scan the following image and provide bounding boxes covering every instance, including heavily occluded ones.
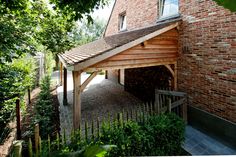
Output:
[161,0,178,17]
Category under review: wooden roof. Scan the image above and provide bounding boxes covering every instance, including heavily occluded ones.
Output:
[59,18,181,71]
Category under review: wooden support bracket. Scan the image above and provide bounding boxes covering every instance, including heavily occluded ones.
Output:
[80,71,98,92]
[164,65,174,77]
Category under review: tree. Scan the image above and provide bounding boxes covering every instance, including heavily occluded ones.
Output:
[73,18,106,45]
[50,0,109,22]
[213,0,236,12]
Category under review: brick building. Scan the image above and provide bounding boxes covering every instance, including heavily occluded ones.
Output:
[104,0,236,146]
[59,0,236,148]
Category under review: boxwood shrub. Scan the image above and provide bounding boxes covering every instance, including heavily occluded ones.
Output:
[100,113,185,156]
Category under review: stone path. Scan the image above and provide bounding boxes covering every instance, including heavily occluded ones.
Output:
[183,125,236,155]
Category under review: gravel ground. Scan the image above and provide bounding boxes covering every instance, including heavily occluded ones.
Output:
[55,71,142,136]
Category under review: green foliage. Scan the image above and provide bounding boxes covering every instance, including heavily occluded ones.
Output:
[0,56,36,137]
[72,18,106,46]
[100,113,185,156]
[50,0,110,22]
[34,75,55,139]
[27,113,185,156]
[213,0,236,12]
[45,52,55,74]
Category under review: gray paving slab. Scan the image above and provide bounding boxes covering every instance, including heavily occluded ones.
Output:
[183,125,236,155]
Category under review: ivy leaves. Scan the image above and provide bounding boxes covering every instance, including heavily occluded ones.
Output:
[213,0,236,12]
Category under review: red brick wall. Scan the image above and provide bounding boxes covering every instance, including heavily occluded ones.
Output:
[178,0,236,122]
[105,0,236,122]
[105,0,158,36]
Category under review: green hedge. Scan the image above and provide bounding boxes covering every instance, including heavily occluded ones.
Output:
[100,113,185,156]
[33,75,55,139]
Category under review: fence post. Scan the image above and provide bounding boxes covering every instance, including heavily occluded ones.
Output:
[48,135,51,154]
[155,92,160,114]
[168,98,172,113]
[34,124,39,157]
[13,140,23,157]
[28,138,32,157]
[85,121,88,142]
[16,98,21,140]
[97,117,100,138]
[183,96,188,123]
[28,87,31,104]
[91,119,94,140]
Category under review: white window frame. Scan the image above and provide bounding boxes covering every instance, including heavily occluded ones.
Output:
[119,12,127,31]
[159,0,179,19]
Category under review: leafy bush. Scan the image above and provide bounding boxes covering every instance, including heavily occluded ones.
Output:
[33,75,55,139]
[100,113,185,156]
[0,56,36,137]
[27,113,185,156]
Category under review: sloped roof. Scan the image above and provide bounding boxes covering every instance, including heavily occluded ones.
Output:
[59,18,181,70]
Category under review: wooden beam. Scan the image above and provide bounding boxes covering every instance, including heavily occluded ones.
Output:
[94,58,177,68]
[63,67,67,105]
[80,71,98,92]
[174,63,177,90]
[60,62,63,86]
[85,61,177,71]
[164,65,174,77]
[72,71,81,130]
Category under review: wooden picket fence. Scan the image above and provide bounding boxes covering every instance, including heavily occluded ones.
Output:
[25,89,188,157]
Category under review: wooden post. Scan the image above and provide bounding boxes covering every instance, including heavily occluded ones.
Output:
[183,96,188,123]
[13,140,23,157]
[27,88,31,104]
[168,98,172,113]
[155,92,160,114]
[72,71,81,130]
[174,63,178,90]
[16,99,21,140]
[63,67,67,105]
[35,124,39,156]
[60,62,63,86]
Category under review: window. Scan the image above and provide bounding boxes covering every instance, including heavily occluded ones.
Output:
[159,0,179,18]
[119,13,126,31]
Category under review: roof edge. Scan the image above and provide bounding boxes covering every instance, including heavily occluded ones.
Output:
[103,0,117,37]
[58,54,74,71]
[73,21,180,71]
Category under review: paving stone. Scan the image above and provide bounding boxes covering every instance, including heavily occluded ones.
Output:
[184,126,236,155]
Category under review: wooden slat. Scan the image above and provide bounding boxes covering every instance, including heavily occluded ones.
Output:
[156,90,187,97]
[171,98,186,109]
[108,54,177,61]
[94,58,177,68]
[86,60,177,71]
[148,40,178,45]
[134,44,178,49]
[122,49,177,55]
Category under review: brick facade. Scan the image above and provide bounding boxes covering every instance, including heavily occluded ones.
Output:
[178,0,236,122]
[105,0,158,36]
[105,0,236,122]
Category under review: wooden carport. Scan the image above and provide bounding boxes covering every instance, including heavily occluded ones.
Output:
[58,19,181,130]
